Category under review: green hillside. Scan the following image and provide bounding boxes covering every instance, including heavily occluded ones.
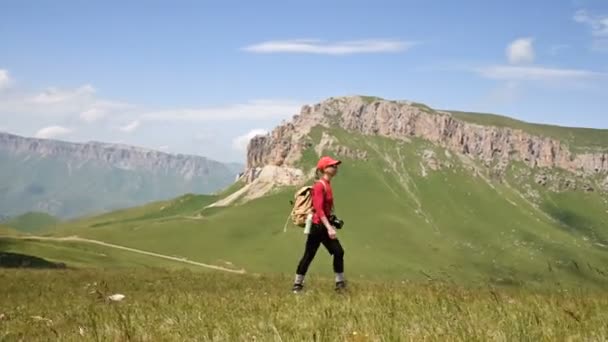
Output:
[4,212,61,233]
[49,122,608,288]
[0,224,19,236]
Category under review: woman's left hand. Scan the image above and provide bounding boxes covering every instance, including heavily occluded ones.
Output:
[327,227,337,240]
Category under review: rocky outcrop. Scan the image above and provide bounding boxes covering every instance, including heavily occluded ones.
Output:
[314,132,368,161]
[246,103,331,169]
[245,96,608,182]
[420,150,445,172]
[241,165,304,185]
[207,165,304,208]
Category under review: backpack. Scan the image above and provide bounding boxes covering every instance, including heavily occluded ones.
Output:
[290,181,327,228]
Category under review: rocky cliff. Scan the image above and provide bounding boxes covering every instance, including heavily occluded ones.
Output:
[246,96,608,179]
[0,132,240,179]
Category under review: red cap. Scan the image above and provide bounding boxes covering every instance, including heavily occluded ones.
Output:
[316,156,341,171]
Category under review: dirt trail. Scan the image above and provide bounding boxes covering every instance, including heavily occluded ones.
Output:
[1,235,246,274]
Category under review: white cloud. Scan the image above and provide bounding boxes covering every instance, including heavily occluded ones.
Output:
[78,100,131,123]
[476,65,605,81]
[232,129,268,151]
[0,71,301,126]
[143,100,302,122]
[507,38,535,64]
[32,84,95,104]
[574,9,608,52]
[0,83,132,122]
[80,108,106,123]
[119,120,140,133]
[243,39,414,55]
[35,125,72,139]
[574,9,608,37]
[471,37,605,87]
[0,69,12,90]
[158,145,170,151]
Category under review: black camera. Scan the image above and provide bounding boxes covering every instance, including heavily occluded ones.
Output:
[329,215,344,229]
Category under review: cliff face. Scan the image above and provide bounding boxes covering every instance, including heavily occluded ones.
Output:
[0,132,237,179]
[246,96,608,177]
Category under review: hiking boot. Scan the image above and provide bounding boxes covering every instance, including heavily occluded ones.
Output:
[292,283,304,294]
[335,281,347,292]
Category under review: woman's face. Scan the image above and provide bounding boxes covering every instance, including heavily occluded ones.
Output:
[325,165,339,177]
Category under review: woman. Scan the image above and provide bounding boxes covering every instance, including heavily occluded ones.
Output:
[292,156,346,293]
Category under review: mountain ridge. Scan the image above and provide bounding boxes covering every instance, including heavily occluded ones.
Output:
[0,132,242,177]
[245,96,608,192]
[0,132,243,218]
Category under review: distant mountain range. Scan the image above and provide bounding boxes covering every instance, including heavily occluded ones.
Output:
[0,132,243,218]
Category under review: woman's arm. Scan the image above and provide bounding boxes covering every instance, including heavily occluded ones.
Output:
[312,182,337,239]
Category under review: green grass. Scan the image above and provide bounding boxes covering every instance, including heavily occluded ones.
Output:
[410,101,434,112]
[213,179,246,197]
[2,269,608,341]
[450,110,608,152]
[58,194,217,231]
[358,95,384,104]
[4,212,61,233]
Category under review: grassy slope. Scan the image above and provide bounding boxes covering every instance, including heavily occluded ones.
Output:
[5,212,61,233]
[0,224,19,236]
[0,237,209,270]
[47,125,608,288]
[450,110,608,152]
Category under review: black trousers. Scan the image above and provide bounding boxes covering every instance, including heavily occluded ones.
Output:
[296,224,344,275]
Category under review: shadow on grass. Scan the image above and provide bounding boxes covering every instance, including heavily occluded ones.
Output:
[542,203,608,248]
[0,252,67,269]
[0,238,67,269]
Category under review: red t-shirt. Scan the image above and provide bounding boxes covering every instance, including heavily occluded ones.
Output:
[312,179,333,225]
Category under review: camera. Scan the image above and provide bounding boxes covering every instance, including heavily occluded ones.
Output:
[329,215,344,229]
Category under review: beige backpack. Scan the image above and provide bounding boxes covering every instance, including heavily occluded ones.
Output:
[291,186,313,227]
[290,181,327,227]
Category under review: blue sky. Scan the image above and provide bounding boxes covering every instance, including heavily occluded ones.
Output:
[1,0,607,162]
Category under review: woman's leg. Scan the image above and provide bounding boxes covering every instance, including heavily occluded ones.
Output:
[323,236,346,291]
[322,238,345,285]
[294,228,323,284]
